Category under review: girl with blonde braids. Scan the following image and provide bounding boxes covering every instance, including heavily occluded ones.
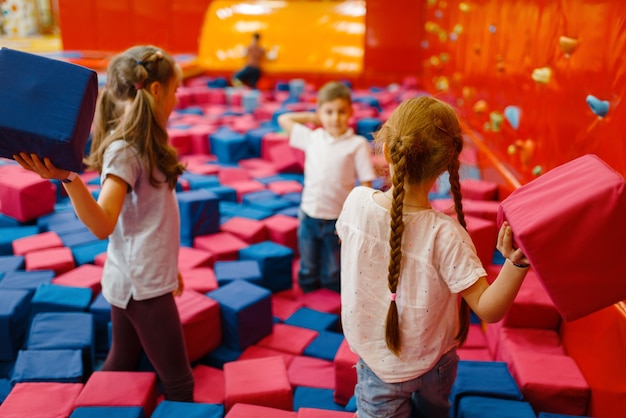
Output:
[336,96,529,417]
[15,45,194,401]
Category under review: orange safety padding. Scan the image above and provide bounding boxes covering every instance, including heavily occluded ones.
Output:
[197,0,365,75]
[57,0,213,53]
[560,302,626,418]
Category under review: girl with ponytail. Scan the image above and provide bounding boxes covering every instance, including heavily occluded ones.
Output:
[336,96,529,417]
[15,45,193,401]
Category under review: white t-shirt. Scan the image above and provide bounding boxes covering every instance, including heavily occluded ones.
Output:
[336,186,486,383]
[290,123,376,220]
[100,140,180,309]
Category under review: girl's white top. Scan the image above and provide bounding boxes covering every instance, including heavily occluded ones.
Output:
[337,186,486,383]
[100,140,180,309]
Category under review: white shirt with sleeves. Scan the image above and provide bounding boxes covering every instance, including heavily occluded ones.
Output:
[336,186,486,383]
[100,140,180,309]
[290,123,377,220]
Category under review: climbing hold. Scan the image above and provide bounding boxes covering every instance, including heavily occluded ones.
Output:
[559,36,579,56]
[531,67,551,84]
[504,105,521,130]
[473,100,488,113]
[586,95,610,117]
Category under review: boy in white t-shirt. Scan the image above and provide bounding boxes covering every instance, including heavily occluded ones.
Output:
[278,81,377,293]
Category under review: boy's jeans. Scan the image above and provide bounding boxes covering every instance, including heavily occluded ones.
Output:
[297,209,341,293]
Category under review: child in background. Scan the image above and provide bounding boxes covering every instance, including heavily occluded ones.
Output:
[278,81,377,293]
[336,96,530,417]
[15,45,194,402]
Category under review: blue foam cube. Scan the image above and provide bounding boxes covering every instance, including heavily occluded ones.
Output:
[303,331,344,361]
[70,406,145,418]
[0,289,31,361]
[451,361,524,418]
[178,189,220,247]
[214,260,263,287]
[151,400,224,418]
[239,241,294,292]
[88,293,111,356]
[207,280,272,351]
[0,270,55,295]
[209,127,251,163]
[30,284,92,316]
[71,240,108,266]
[11,349,83,385]
[0,226,39,256]
[26,312,95,376]
[458,396,536,418]
[0,48,98,172]
[0,255,24,273]
[293,386,345,412]
[285,307,339,333]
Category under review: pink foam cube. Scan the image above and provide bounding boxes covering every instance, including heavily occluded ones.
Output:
[175,290,222,362]
[0,382,83,417]
[193,232,249,262]
[256,323,319,355]
[167,128,191,156]
[464,324,487,349]
[465,215,497,268]
[457,347,493,361]
[225,403,297,418]
[497,327,565,364]
[180,267,218,293]
[179,246,214,270]
[238,345,296,367]
[52,263,103,296]
[263,214,299,253]
[0,169,55,222]
[218,167,251,185]
[12,231,63,256]
[498,154,626,320]
[267,180,303,195]
[229,180,267,202]
[502,270,561,330]
[287,355,335,390]
[461,178,498,201]
[298,288,341,315]
[507,351,590,416]
[224,356,293,411]
[221,216,268,244]
[333,339,358,405]
[432,198,500,223]
[25,246,75,275]
[73,371,158,416]
[193,364,225,404]
[261,132,289,161]
[272,294,305,321]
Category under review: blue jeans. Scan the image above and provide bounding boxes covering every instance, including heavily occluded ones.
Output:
[297,209,341,293]
[355,348,458,418]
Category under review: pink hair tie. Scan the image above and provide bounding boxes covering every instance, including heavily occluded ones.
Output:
[134,83,143,90]
[390,293,397,302]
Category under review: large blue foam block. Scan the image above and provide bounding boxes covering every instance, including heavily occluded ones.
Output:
[0,48,98,172]
[207,280,272,351]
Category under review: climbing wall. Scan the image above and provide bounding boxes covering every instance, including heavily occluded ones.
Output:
[417,0,626,183]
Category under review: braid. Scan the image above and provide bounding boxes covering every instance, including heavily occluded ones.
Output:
[448,147,471,345]
[385,141,407,356]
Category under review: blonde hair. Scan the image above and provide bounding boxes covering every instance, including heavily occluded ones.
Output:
[374,96,470,355]
[87,45,184,189]
[317,81,352,106]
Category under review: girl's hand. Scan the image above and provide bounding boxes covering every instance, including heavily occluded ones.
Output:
[497,221,530,266]
[13,153,70,181]
[173,271,184,297]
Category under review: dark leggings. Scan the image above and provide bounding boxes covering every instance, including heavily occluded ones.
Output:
[103,293,194,402]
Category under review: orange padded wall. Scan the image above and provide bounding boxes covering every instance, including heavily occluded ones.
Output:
[57,0,212,53]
